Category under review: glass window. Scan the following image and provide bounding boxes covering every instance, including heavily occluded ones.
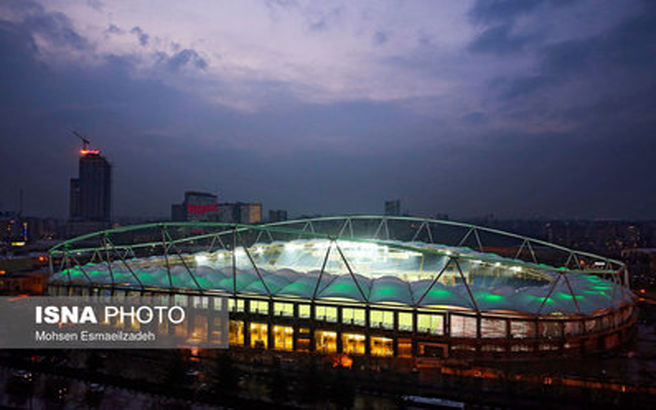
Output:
[274,302,294,317]
[174,294,187,307]
[342,308,365,325]
[316,306,337,322]
[249,322,268,348]
[273,326,294,351]
[450,315,477,338]
[397,338,413,358]
[370,336,394,357]
[398,312,413,331]
[192,296,209,309]
[564,321,583,336]
[481,318,506,338]
[539,321,561,338]
[298,304,311,318]
[510,320,535,339]
[227,298,243,312]
[342,333,366,355]
[370,310,394,329]
[417,314,443,335]
[315,330,337,353]
[250,300,269,314]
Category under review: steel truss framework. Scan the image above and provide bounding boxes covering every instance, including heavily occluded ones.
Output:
[49,216,631,317]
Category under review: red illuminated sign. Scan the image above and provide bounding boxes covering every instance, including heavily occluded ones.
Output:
[187,203,218,214]
[80,149,100,155]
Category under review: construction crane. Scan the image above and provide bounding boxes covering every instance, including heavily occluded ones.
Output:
[72,130,90,150]
[72,130,99,155]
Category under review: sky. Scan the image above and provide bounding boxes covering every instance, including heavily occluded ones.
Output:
[0,0,655,220]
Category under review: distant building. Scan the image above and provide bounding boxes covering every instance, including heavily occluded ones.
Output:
[218,202,262,224]
[68,145,112,237]
[384,200,401,216]
[171,191,219,222]
[269,209,288,223]
[69,150,112,222]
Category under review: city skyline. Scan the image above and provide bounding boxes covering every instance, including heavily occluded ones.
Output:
[1,0,655,220]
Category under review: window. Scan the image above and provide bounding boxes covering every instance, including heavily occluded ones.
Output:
[174,294,187,307]
[370,337,394,357]
[342,333,365,355]
[315,330,337,353]
[398,312,413,331]
[370,310,394,329]
[316,306,337,322]
[510,320,535,339]
[250,300,269,315]
[450,315,477,338]
[249,323,268,348]
[274,302,294,317]
[273,326,294,351]
[192,296,209,309]
[342,308,365,325]
[417,314,443,335]
[298,304,311,318]
[227,298,243,312]
[481,318,506,338]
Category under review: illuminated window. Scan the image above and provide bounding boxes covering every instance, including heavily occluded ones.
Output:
[370,336,394,357]
[250,300,269,315]
[450,315,477,338]
[227,298,243,312]
[481,318,506,338]
[192,296,209,309]
[417,314,443,335]
[174,294,188,307]
[274,302,294,317]
[314,330,337,353]
[250,322,268,348]
[397,338,413,358]
[273,325,294,351]
[342,308,365,325]
[564,321,583,336]
[298,304,311,318]
[370,310,394,329]
[481,344,505,352]
[398,312,413,331]
[189,315,207,343]
[296,328,311,352]
[539,321,561,338]
[510,320,535,338]
[316,306,337,322]
[210,317,227,345]
[342,333,365,355]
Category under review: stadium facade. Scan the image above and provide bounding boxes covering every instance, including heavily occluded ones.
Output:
[48,216,637,360]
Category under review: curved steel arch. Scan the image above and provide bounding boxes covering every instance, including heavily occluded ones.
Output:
[47,216,631,316]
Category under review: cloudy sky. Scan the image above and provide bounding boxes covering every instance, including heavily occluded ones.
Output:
[1,0,655,220]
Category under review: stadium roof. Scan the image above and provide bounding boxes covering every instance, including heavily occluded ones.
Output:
[49,215,634,316]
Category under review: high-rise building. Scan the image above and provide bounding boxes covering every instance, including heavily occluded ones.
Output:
[69,148,112,223]
[171,191,219,222]
[384,200,400,216]
[218,202,262,224]
[269,209,288,223]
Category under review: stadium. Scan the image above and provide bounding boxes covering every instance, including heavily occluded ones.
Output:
[47,216,637,360]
